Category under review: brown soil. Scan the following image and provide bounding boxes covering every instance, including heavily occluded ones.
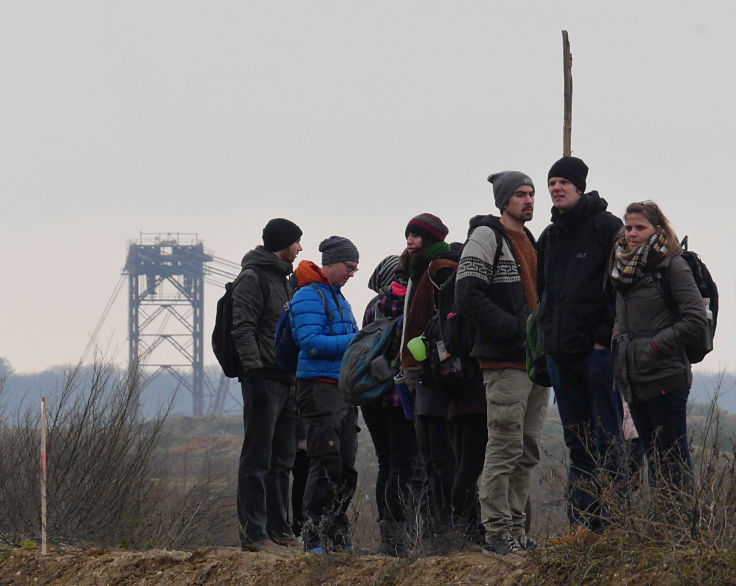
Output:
[0,546,540,586]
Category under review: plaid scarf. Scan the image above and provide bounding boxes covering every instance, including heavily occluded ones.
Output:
[611,231,668,285]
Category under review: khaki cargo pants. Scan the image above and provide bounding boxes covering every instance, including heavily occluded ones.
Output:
[479,368,549,537]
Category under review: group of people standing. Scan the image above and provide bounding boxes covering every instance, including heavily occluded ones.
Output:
[228,154,708,556]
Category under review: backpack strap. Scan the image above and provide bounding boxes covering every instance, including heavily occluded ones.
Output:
[651,259,678,319]
[306,283,334,334]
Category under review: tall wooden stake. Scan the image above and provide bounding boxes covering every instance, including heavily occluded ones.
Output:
[41,397,47,555]
[562,30,573,156]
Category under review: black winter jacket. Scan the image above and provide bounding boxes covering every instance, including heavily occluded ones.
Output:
[231,246,294,381]
[537,192,622,360]
[455,215,536,362]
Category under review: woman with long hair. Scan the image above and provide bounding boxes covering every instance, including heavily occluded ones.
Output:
[610,201,707,489]
[398,213,456,544]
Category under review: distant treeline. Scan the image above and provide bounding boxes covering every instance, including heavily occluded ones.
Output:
[0,361,242,419]
[1,360,734,418]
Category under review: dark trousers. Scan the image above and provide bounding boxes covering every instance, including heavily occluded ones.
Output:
[291,449,310,536]
[362,401,418,523]
[451,414,487,535]
[297,379,359,550]
[237,379,296,545]
[415,414,456,533]
[547,349,623,531]
[629,388,692,489]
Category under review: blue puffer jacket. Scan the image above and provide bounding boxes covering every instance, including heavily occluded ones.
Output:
[290,267,358,381]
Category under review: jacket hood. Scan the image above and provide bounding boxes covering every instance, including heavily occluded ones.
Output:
[467,213,537,246]
[467,214,503,235]
[294,260,330,288]
[551,191,609,226]
[241,245,294,276]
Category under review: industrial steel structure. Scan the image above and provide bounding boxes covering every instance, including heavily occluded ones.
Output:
[124,233,214,415]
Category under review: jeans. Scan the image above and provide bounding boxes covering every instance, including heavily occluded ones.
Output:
[451,414,486,536]
[629,388,692,489]
[479,368,549,537]
[297,379,359,550]
[362,401,418,523]
[547,349,623,531]
[237,379,296,545]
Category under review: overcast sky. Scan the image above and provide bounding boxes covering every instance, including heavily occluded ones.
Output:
[1,1,734,376]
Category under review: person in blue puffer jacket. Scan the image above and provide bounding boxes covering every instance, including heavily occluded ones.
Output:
[290,236,360,553]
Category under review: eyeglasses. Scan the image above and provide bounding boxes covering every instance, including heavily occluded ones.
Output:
[342,262,359,274]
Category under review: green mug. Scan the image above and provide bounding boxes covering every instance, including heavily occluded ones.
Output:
[407,336,427,361]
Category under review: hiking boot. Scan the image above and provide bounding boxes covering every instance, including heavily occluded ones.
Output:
[517,534,541,550]
[272,533,301,548]
[240,538,283,553]
[548,525,601,546]
[482,532,520,556]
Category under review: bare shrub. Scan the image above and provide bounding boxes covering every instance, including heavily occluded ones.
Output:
[0,361,231,549]
[538,375,736,582]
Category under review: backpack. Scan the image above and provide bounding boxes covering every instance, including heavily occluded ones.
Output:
[212,269,269,378]
[274,284,332,373]
[525,308,551,387]
[420,313,479,391]
[339,317,402,406]
[657,236,718,364]
[436,229,503,360]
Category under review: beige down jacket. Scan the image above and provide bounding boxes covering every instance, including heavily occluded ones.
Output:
[612,254,707,405]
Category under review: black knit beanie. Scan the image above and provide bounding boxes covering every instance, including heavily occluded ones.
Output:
[319,236,359,265]
[405,213,449,243]
[262,218,303,252]
[548,156,588,193]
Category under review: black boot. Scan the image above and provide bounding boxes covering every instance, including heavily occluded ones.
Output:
[377,520,410,557]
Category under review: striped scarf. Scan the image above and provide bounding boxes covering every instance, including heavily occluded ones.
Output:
[611,231,668,285]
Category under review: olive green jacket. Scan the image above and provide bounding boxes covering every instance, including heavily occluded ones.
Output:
[612,254,707,404]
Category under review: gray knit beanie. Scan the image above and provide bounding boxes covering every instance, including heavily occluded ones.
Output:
[319,236,359,265]
[487,171,535,212]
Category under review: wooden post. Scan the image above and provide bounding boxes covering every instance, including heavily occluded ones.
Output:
[40,397,47,555]
[562,30,573,156]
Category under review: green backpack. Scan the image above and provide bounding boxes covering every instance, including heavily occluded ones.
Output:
[339,317,402,406]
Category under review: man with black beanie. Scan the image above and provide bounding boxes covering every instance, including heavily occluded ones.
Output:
[232,217,303,552]
[536,157,624,543]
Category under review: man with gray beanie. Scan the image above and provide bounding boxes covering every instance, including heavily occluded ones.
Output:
[537,156,623,544]
[289,235,360,552]
[455,171,549,554]
[232,217,303,552]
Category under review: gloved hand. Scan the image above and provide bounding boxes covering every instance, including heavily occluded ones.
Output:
[249,378,268,408]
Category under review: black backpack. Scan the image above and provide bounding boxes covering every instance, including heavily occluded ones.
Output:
[420,313,479,391]
[274,284,332,373]
[212,269,269,378]
[435,229,503,360]
[657,236,718,364]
